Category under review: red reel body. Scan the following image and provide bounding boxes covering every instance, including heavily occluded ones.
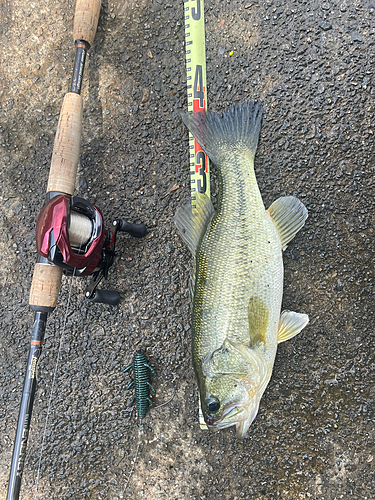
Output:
[36,194,108,276]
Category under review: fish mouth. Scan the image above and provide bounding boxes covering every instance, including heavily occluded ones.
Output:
[205,402,248,429]
[235,399,261,439]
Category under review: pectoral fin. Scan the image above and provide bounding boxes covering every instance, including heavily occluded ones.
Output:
[277,310,309,343]
[175,194,215,255]
[248,296,269,346]
[267,196,308,249]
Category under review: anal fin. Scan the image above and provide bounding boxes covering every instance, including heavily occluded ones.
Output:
[277,310,309,343]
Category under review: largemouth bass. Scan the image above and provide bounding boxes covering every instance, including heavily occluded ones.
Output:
[175,101,309,438]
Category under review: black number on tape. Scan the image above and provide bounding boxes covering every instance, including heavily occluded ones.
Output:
[196,150,207,193]
[192,0,201,20]
[194,65,204,109]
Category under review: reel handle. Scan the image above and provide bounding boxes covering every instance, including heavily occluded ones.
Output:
[116,219,148,238]
[88,289,121,305]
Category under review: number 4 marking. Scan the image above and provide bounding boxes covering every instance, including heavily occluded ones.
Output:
[193,65,204,109]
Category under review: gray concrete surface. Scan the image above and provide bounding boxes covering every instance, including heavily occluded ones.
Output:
[0,0,374,499]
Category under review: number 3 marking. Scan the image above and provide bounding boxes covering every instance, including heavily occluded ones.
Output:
[196,150,206,193]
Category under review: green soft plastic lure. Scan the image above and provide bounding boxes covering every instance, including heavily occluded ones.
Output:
[124,351,156,419]
[175,101,309,438]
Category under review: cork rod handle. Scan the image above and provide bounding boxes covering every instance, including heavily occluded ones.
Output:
[46,92,83,196]
[29,263,63,309]
[73,0,101,45]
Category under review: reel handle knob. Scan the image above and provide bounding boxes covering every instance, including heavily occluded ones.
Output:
[88,289,121,305]
[116,220,147,238]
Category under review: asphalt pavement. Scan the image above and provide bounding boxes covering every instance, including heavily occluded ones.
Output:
[0,0,374,499]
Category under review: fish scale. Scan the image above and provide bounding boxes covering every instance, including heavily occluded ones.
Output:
[176,101,309,438]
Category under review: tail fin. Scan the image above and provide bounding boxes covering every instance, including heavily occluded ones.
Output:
[182,101,263,165]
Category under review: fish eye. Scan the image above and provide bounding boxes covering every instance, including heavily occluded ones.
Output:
[205,397,220,413]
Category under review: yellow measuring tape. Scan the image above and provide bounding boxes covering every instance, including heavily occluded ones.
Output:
[184,0,209,430]
[184,0,210,211]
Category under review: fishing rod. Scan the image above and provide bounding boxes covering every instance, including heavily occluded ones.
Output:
[184,0,210,209]
[7,1,146,498]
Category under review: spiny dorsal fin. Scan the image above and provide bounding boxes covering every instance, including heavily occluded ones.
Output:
[174,194,214,255]
[267,196,308,250]
[277,310,309,343]
[248,296,269,347]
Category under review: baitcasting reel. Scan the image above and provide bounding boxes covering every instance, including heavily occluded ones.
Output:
[36,194,147,305]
